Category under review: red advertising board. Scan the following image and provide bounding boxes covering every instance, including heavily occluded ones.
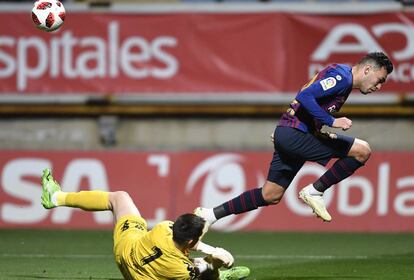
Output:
[0,150,413,232]
[0,9,413,94]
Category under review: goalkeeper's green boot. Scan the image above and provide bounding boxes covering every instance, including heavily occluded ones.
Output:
[41,168,61,209]
[219,266,250,280]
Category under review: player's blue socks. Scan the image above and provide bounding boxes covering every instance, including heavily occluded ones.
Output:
[213,188,268,219]
[314,157,364,192]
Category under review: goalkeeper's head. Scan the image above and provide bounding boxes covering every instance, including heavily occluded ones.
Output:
[172,213,205,249]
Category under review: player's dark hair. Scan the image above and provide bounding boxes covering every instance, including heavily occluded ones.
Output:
[359,52,393,74]
[172,213,205,246]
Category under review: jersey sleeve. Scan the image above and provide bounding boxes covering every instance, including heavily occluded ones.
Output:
[296,73,347,127]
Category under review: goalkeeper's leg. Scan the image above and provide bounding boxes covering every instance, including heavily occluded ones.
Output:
[41,168,140,221]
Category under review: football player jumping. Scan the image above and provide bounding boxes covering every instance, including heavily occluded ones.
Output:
[195,52,393,227]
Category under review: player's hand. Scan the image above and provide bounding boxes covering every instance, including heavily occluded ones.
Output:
[210,247,234,268]
[270,132,275,143]
[332,117,352,130]
[193,257,219,279]
[196,257,219,280]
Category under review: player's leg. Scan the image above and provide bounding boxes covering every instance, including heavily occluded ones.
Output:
[311,138,369,193]
[41,168,144,279]
[194,181,273,233]
[41,168,140,222]
[201,180,283,222]
[41,168,110,211]
[195,126,304,232]
[347,138,371,162]
[110,192,147,280]
[108,191,140,223]
[299,134,367,221]
[111,192,145,275]
[195,147,303,233]
[259,126,335,221]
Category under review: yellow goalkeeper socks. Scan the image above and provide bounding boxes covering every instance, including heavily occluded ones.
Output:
[55,191,110,211]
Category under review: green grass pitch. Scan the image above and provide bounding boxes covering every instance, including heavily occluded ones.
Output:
[0,229,413,280]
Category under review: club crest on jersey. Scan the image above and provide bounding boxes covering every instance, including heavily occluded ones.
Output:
[320,77,336,91]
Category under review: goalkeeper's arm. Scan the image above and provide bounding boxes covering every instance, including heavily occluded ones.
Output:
[192,241,234,268]
[193,257,216,274]
[193,256,223,280]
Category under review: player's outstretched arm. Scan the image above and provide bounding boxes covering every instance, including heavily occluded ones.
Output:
[192,242,249,279]
[192,241,234,268]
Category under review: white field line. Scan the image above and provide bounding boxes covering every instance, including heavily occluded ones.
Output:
[0,253,409,260]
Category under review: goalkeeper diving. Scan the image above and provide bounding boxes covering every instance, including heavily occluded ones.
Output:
[41,168,250,280]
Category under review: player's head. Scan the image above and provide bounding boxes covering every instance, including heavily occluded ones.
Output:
[172,213,205,249]
[355,52,394,95]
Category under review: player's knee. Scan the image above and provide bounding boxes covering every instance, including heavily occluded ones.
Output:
[116,191,132,201]
[265,195,283,205]
[354,140,371,163]
[262,182,285,205]
[111,191,132,206]
[110,191,140,221]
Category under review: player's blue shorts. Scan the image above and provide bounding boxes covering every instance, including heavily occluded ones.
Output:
[267,126,355,189]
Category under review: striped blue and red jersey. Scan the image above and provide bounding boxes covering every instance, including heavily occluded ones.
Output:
[278,64,353,133]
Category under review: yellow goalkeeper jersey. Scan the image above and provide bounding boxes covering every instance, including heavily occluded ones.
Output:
[114,216,197,280]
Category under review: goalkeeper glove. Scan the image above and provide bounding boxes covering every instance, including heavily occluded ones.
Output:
[210,247,234,268]
[193,241,234,268]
